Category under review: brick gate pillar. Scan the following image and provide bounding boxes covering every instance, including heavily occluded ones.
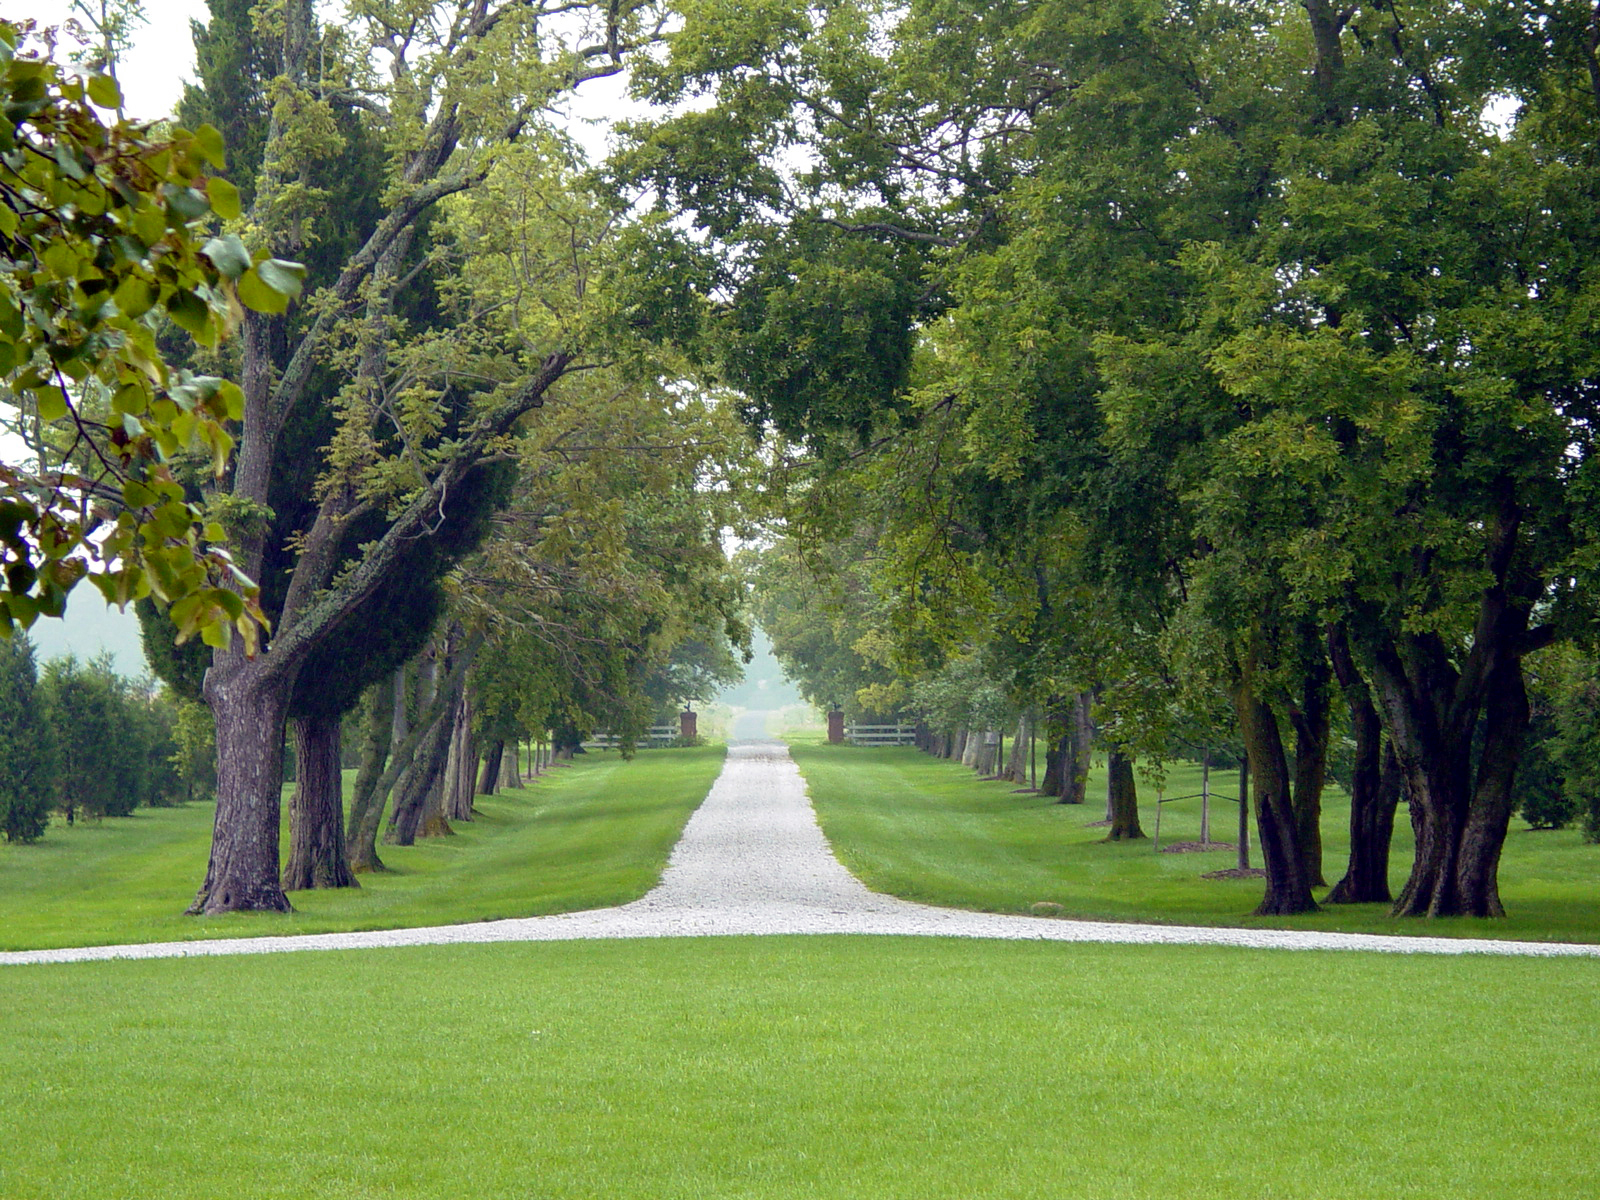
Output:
[827,709,845,744]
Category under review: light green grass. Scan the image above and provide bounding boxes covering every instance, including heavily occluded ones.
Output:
[0,746,724,952]
[790,740,1600,943]
[1,936,1596,1198]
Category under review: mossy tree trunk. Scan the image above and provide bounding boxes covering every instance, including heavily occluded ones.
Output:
[478,739,504,795]
[281,712,357,891]
[1288,652,1330,887]
[347,683,392,874]
[189,646,296,914]
[1325,625,1398,904]
[1059,692,1094,805]
[1105,748,1145,840]
[1234,682,1317,915]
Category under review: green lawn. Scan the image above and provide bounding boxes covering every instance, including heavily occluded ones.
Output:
[1,936,1595,1198]
[790,740,1600,943]
[0,746,724,952]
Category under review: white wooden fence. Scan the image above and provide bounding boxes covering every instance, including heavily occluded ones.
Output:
[581,724,678,750]
[847,723,918,746]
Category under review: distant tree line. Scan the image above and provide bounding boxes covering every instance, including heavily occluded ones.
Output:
[0,637,214,844]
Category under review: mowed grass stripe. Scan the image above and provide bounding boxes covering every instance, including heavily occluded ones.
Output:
[791,740,1600,943]
[2,936,1595,1199]
[0,746,725,951]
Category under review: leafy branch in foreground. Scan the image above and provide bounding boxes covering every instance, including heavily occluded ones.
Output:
[0,19,301,649]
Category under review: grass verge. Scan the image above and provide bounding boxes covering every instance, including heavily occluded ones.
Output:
[0,746,724,951]
[789,740,1600,942]
[2,936,1596,1199]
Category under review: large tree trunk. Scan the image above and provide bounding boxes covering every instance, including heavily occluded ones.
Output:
[1326,626,1398,904]
[445,687,475,822]
[347,682,393,874]
[281,712,357,890]
[188,649,296,914]
[961,728,981,770]
[387,708,453,845]
[502,741,523,788]
[478,739,504,795]
[951,727,968,763]
[1288,655,1330,887]
[1039,728,1066,797]
[1104,749,1145,840]
[1059,692,1094,804]
[1006,714,1029,784]
[1372,606,1534,918]
[1234,684,1318,915]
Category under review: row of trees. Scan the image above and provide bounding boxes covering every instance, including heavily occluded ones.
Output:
[611,0,1600,918]
[0,637,213,843]
[19,0,1599,925]
[7,4,749,909]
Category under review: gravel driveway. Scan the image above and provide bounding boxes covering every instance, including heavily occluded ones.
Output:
[5,740,1597,966]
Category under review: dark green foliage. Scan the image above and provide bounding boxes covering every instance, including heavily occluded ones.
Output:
[0,637,55,843]
[37,656,178,820]
[720,235,922,443]
[178,0,272,207]
[1517,695,1574,830]
[135,598,208,703]
[288,459,517,723]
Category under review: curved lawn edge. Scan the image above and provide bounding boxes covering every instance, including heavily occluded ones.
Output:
[788,738,1600,946]
[0,745,726,953]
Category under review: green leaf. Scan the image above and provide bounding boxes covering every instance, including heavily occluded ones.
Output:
[122,479,158,507]
[86,74,121,110]
[165,289,211,339]
[194,124,226,170]
[202,233,251,279]
[164,185,211,221]
[35,385,69,423]
[236,267,290,315]
[216,379,244,421]
[206,175,241,220]
[113,275,158,318]
[256,258,306,299]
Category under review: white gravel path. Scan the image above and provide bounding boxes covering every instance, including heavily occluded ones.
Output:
[5,740,1599,967]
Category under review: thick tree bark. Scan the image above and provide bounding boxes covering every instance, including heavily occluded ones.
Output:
[1326,625,1398,904]
[952,727,968,763]
[347,683,392,874]
[1105,749,1145,840]
[478,739,504,795]
[444,686,476,822]
[281,712,357,890]
[501,741,523,788]
[1059,692,1093,804]
[188,649,296,914]
[1371,588,1535,918]
[1288,654,1330,887]
[1005,714,1029,784]
[387,648,437,841]
[1234,685,1317,915]
[387,707,453,845]
[1039,729,1066,797]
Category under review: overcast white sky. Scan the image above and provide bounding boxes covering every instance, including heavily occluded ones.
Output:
[24,0,210,119]
[23,0,637,156]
